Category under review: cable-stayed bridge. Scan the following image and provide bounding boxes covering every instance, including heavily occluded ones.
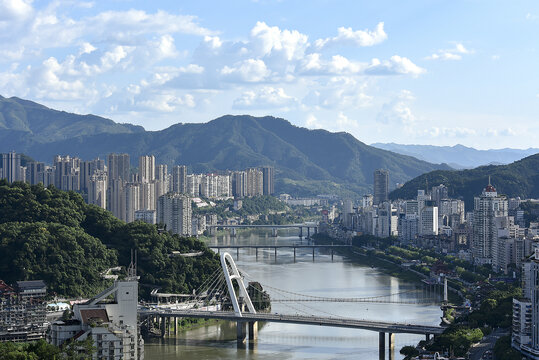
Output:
[139,252,445,360]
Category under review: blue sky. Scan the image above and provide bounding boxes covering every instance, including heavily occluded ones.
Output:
[0,0,538,149]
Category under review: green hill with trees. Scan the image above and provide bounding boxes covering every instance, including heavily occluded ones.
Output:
[0,96,451,197]
[389,153,539,208]
[0,180,220,298]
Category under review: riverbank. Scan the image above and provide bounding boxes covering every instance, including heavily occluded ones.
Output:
[310,233,462,304]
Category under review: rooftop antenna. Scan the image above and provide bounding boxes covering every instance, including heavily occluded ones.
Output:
[127,249,137,280]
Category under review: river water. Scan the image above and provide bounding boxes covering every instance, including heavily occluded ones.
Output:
[144,229,441,360]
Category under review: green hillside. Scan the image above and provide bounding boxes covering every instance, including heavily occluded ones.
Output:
[0,180,220,298]
[0,96,451,197]
[389,153,539,208]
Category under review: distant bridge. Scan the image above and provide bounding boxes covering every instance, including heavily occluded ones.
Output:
[208,244,351,261]
[206,223,318,237]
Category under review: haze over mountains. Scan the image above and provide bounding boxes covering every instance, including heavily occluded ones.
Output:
[372,142,539,169]
[0,95,450,197]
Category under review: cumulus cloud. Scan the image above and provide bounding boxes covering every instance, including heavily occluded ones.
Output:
[365,56,425,76]
[250,21,309,60]
[314,22,387,49]
[426,43,472,61]
[377,90,417,124]
[303,77,372,109]
[233,86,296,109]
[221,59,271,83]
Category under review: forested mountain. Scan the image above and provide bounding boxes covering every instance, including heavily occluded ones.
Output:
[0,96,451,197]
[389,153,539,208]
[372,142,538,169]
[0,180,220,298]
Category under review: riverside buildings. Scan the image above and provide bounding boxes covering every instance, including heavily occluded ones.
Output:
[340,171,537,273]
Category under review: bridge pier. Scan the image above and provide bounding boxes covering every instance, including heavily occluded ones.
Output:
[248,321,258,342]
[237,321,247,347]
[314,226,318,235]
[160,316,166,337]
[379,332,385,360]
[388,333,395,360]
[274,247,277,263]
[237,247,239,260]
[174,317,178,335]
[299,227,303,238]
[255,248,258,261]
[231,228,237,237]
[293,247,296,262]
[272,228,278,237]
[312,247,315,262]
[307,227,310,239]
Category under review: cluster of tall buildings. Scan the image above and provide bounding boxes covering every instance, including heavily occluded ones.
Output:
[0,152,275,237]
[339,170,539,275]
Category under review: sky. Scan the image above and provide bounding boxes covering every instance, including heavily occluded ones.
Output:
[0,0,538,149]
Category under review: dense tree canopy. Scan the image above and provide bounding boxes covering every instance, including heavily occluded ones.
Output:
[0,180,220,298]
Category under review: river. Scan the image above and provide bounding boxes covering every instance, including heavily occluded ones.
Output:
[144,229,442,359]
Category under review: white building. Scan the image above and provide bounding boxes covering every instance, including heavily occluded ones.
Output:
[472,180,508,264]
[88,171,107,209]
[420,203,439,236]
[49,266,143,360]
[157,193,192,236]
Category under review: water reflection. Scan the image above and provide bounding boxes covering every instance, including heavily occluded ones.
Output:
[145,229,441,359]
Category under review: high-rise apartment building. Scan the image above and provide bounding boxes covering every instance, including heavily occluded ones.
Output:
[373,169,389,205]
[125,183,141,223]
[246,168,263,197]
[53,155,80,191]
[26,162,45,185]
[109,179,126,221]
[512,251,539,359]
[261,166,274,195]
[472,179,508,264]
[88,170,107,209]
[172,165,187,194]
[80,158,105,193]
[1,152,22,183]
[157,193,192,236]
[107,153,130,185]
[138,155,155,183]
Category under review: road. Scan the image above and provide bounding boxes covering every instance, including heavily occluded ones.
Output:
[139,308,445,335]
[468,328,508,360]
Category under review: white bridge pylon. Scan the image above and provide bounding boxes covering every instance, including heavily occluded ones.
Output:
[220,252,256,317]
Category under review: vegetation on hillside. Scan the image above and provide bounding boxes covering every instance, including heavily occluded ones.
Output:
[0,180,220,298]
[389,153,539,208]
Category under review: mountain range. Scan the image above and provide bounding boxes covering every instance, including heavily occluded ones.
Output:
[0,95,451,197]
[389,153,539,209]
[372,143,538,169]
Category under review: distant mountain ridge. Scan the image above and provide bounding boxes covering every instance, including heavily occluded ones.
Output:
[389,153,539,209]
[0,95,451,197]
[372,142,539,169]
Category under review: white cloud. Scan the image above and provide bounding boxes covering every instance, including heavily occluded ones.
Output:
[314,22,387,49]
[136,93,196,112]
[366,56,425,76]
[305,113,322,129]
[0,0,33,21]
[303,77,372,109]
[233,86,296,109]
[377,90,417,124]
[221,59,271,83]
[250,21,309,61]
[426,43,472,61]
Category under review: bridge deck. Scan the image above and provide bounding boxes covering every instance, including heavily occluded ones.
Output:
[206,224,317,228]
[208,245,351,249]
[139,309,445,335]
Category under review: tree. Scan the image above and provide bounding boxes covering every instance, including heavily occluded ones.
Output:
[400,345,419,359]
